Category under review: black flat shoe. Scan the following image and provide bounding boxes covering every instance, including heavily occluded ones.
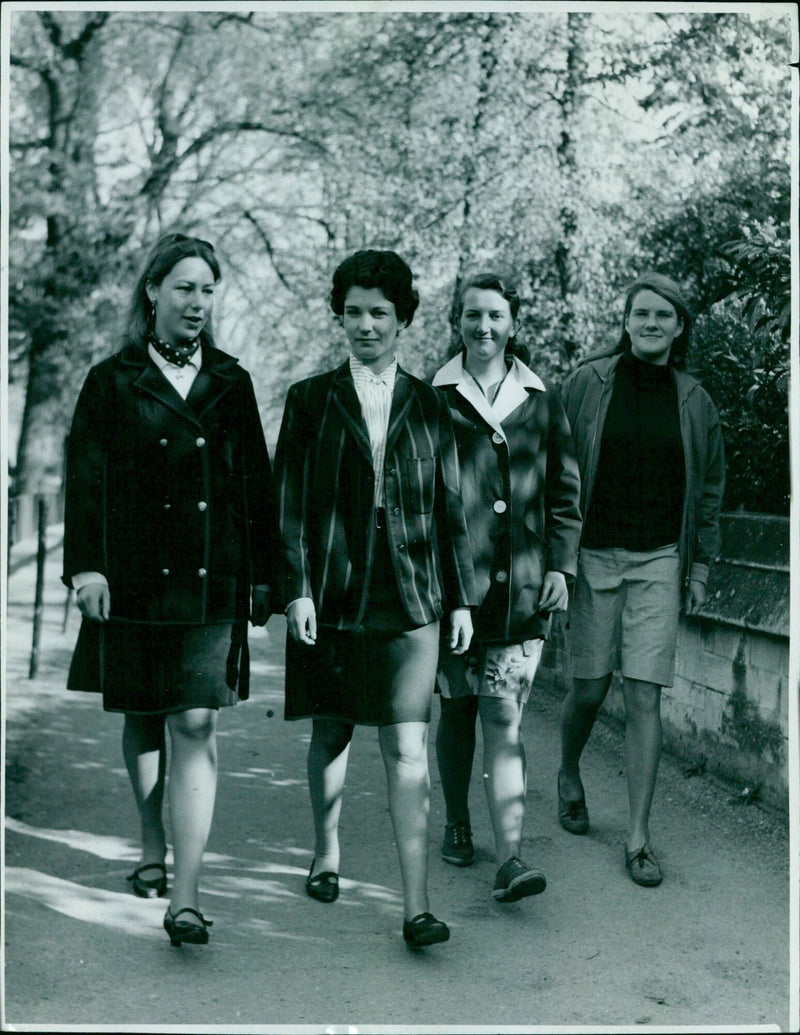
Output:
[306,860,339,903]
[402,912,450,947]
[163,907,213,947]
[127,862,167,899]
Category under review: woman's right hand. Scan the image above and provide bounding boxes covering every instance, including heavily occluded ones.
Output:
[286,597,317,644]
[77,584,110,622]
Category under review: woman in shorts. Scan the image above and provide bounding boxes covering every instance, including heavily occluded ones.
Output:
[557,272,724,886]
[433,269,581,902]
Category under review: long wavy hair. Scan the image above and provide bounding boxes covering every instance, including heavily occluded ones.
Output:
[124,232,221,350]
[448,269,531,366]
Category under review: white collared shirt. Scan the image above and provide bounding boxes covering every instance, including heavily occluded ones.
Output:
[349,354,397,506]
[432,352,545,439]
[148,342,202,400]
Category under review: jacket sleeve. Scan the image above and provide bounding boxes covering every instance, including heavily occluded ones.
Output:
[62,366,108,587]
[544,386,582,579]
[239,370,280,595]
[433,389,477,610]
[691,391,726,583]
[273,382,314,609]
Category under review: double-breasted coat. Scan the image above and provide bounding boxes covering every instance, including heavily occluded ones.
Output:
[274,361,477,630]
[433,353,582,643]
[63,342,278,699]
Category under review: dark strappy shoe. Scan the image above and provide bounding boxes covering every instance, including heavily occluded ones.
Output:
[163,906,213,946]
[305,860,339,903]
[127,863,167,899]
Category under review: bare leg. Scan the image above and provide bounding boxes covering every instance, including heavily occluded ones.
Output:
[478,696,527,865]
[379,721,431,921]
[165,708,218,913]
[559,674,612,800]
[122,713,167,869]
[435,695,478,825]
[307,718,354,876]
[622,678,662,850]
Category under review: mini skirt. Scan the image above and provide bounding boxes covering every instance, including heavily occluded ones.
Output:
[284,520,440,726]
[67,617,248,715]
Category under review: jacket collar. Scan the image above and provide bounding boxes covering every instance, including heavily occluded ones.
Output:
[582,352,700,405]
[433,352,545,438]
[119,342,240,428]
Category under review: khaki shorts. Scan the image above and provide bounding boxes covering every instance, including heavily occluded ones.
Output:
[568,543,681,687]
[437,638,545,703]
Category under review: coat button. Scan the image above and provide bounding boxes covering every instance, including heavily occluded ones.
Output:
[493,500,508,514]
[393,507,400,515]
[397,543,406,551]
[198,568,207,577]
[196,437,206,447]
[162,568,170,576]
[197,501,207,511]
[495,570,508,583]
[163,503,171,511]
[160,438,168,447]
[492,432,504,444]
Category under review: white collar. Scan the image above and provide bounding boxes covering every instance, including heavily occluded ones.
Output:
[433,352,544,437]
[349,354,398,386]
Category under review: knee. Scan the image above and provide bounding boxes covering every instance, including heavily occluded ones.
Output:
[169,709,217,742]
[571,677,610,713]
[624,680,661,716]
[479,697,523,736]
[311,720,353,756]
[382,725,429,771]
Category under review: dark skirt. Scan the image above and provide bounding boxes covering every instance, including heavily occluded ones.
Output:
[67,618,249,715]
[284,522,440,725]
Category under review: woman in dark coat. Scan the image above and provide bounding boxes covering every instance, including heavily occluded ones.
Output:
[63,232,277,946]
[274,250,476,947]
[432,270,581,902]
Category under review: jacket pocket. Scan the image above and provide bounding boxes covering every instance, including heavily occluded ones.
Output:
[404,456,436,514]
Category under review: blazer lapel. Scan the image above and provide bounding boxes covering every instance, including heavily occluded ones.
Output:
[386,369,415,456]
[186,347,239,420]
[132,358,203,430]
[330,362,374,467]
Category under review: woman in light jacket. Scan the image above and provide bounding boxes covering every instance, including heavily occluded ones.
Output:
[63,232,278,946]
[557,272,725,887]
[433,269,581,902]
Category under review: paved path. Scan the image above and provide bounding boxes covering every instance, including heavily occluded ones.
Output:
[3,537,793,1030]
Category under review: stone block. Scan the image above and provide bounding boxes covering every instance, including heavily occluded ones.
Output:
[748,635,790,676]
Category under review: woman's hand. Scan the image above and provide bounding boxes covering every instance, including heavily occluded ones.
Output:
[538,571,569,612]
[685,579,706,615]
[449,607,473,654]
[250,587,271,627]
[287,597,317,644]
[77,584,110,622]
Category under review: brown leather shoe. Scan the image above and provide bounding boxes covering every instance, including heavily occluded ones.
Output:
[558,772,589,835]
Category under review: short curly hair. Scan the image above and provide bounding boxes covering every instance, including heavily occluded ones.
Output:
[330,250,419,326]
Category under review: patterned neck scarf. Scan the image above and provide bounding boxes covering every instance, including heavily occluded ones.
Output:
[148,332,200,368]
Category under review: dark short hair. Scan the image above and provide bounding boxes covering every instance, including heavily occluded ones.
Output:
[618,272,693,368]
[125,232,221,350]
[448,267,530,365]
[330,250,419,326]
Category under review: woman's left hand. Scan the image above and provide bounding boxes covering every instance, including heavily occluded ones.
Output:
[685,579,706,615]
[250,586,271,626]
[449,608,473,654]
[538,571,569,612]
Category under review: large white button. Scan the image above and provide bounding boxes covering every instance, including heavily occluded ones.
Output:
[197,501,207,512]
[160,438,168,447]
[492,432,504,444]
[495,570,508,583]
[196,437,206,447]
[493,500,507,514]
[198,568,207,577]
[162,568,170,576]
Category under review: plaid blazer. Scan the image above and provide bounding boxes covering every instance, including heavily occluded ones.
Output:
[274,361,477,629]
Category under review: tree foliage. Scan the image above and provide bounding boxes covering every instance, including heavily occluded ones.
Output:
[7,7,793,514]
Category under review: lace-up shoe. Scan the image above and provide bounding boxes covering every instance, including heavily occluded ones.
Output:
[441,820,475,866]
[625,844,662,886]
[492,856,547,902]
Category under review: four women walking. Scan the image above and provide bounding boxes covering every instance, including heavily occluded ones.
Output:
[64,238,723,947]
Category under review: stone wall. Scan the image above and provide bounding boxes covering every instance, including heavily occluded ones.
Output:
[537,513,791,811]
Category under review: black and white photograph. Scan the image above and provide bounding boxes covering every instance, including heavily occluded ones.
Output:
[2,1,797,1031]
